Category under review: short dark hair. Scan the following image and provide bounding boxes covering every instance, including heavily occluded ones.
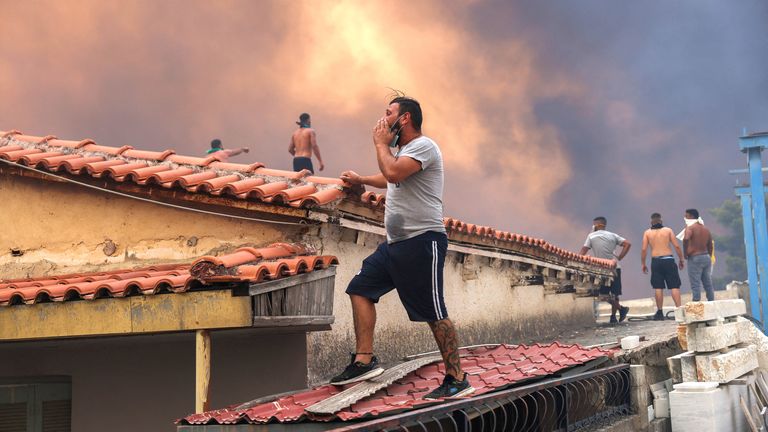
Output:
[651,213,662,219]
[389,96,423,131]
[299,113,310,122]
[593,216,607,225]
[210,139,222,149]
[686,208,700,219]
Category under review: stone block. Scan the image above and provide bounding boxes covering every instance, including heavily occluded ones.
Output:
[670,382,731,432]
[680,352,698,382]
[675,306,685,323]
[744,320,768,369]
[695,345,758,383]
[684,299,746,324]
[677,324,688,350]
[667,353,684,383]
[686,317,752,352]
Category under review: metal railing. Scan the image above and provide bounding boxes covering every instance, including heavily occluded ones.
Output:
[327,364,630,432]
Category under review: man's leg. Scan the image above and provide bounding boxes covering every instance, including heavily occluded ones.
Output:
[427,318,463,379]
[351,294,376,363]
[688,259,702,301]
[670,288,682,307]
[701,259,715,301]
[655,289,664,310]
[611,297,620,316]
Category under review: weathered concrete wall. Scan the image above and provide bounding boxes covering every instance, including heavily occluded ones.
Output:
[0,330,308,432]
[305,225,595,384]
[0,173,303,278]
[1,174,597,387]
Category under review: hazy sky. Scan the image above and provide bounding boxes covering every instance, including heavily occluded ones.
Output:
[2,0,767,299]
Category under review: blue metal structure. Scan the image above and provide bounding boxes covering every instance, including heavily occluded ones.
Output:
[734,132,768,331]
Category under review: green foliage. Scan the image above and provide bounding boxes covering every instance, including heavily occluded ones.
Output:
[709,198,747,287]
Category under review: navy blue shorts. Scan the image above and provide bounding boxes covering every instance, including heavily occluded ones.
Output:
[346,231,448,322]
[293,157,314,174]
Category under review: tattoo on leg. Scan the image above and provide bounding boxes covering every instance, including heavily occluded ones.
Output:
[428,319,462,378]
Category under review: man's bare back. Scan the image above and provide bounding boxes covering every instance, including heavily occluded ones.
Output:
[643,227,677,257]
[288,113,324,173]
[290,128,315,158]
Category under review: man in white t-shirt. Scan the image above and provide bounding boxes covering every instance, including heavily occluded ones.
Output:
[580,216,632,324]
[335,96,473,400]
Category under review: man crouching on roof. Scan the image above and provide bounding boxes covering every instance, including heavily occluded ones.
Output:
[333,94,474,400]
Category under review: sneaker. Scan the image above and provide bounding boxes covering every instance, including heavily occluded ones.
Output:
[424,374,475,400]
[653,310,665,321]
[619,306,630,322]
[330,354,384,385]
[609,316,618,325]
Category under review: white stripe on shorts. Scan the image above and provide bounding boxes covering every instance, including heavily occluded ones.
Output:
[431,240,442,320]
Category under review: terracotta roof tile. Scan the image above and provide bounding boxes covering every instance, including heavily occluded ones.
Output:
[443,217,616,269]
[178,342,617,425]
[0,129,611,272]
[0,243,337,306]
[0,130,347,210]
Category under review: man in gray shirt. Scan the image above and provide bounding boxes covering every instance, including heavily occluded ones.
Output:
[335,96,473,400]
[580,216,632,324]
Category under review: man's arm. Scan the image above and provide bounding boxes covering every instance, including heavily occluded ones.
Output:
[310,130,324,171]
[683,227,691,259]
[670,230,685,269]
[373,120,421,183]
[616,240,631,261]
[341,171,387,189]
[579,246,590,255]
[223,147,249,157]
[641,232,649,273]
[288,138,295,156]
[707,232,714,257]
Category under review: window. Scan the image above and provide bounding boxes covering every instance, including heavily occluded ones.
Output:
[0,380,71,432]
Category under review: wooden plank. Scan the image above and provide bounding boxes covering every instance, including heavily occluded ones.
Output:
[743,396,760,432]
[305,355,443,415]
[195,329,211,413]
[251,315,334,327]
[248,268,336,296]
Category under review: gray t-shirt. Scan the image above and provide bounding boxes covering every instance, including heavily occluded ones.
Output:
[384,136,446,243]
[583,230,626,268]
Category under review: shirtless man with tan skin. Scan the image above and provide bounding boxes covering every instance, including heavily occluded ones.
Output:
[641,213,685,320]
[289,113,324,174]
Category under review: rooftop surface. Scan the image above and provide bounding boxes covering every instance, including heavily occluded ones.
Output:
[179,342,617,425]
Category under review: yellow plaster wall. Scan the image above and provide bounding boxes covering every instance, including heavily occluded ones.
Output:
[0,173,306,278]
[0,290,252,340]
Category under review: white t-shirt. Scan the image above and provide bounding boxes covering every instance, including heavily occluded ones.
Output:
[384,136,446,243]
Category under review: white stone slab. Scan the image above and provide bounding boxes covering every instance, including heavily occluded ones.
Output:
[687,317,753,352]
[684,299,747,324]
[695,345,758,383]
[670,384,731,431]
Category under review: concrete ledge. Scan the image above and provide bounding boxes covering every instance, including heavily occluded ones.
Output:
[683,299,746,324]
[687,317,752,352]
[695,345,758,383]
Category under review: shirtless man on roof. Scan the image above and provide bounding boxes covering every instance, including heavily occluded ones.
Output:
[289,113,324,174]
[641,213,685,320]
